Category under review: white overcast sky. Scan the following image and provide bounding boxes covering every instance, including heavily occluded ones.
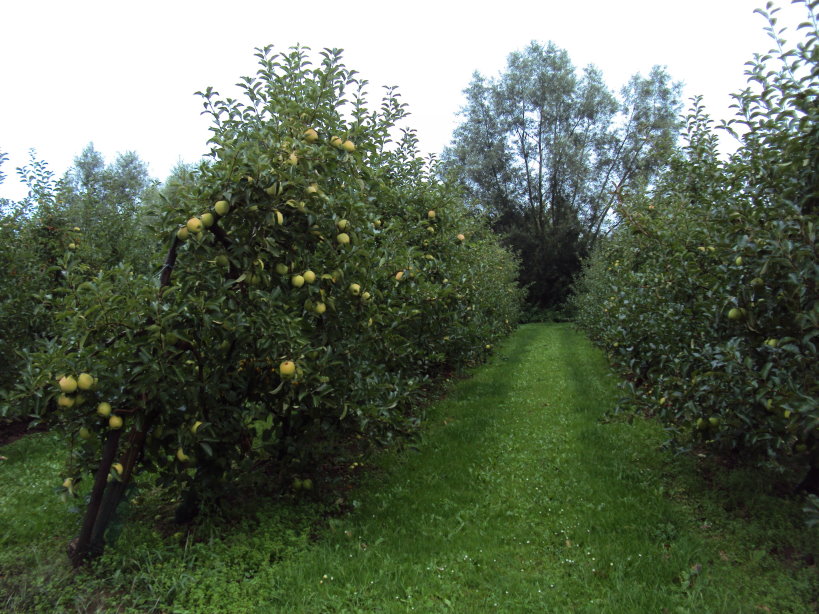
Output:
[0,0,812,201]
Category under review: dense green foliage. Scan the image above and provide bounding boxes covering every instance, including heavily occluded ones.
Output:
[445,42,682,309]
[0,148,155,403]
[573,1,818,486]
[4,46,522,562]
[3,325,816,612]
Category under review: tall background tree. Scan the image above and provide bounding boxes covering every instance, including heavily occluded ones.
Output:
[57,143,156,273]
[444,41,682,311]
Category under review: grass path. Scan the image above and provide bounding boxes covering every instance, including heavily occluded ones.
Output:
[2,323,817,612]
[224,323,816,612]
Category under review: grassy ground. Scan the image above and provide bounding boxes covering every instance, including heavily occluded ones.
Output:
[1,323,817,612]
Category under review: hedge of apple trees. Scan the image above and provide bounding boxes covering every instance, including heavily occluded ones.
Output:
[10,46,523,564]
[0,154,71,396]
[572,2,818,489]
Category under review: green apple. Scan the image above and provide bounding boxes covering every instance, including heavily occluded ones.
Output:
[214,200,230,216]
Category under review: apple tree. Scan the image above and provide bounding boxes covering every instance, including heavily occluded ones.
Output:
[11,45,522,564]
[572,1,818,491]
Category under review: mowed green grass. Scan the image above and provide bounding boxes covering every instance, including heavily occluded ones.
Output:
[2,323,817,613]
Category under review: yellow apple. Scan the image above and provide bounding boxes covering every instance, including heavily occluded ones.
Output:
[457,234,465,241]
[275,263,289,275]
[342,140,356,152]
[191,421,203,434]
[177,227,189,241]
[306,183,319,195]
[79,426,92,440]
[304,128,319,142]
[314,302,327,314]
[336,233,350,245]
[97,402,112,417]
[330,136,343,148]
[59,376,78,393]
[214,200,230,216]
[291,274,305,288]
[57,394,75,408]
[428,210,436,219]
[395,271,404,281]
[279,360,296,378]
[176,448,189,463]
[77,373,94,390]
[303,270,317,284]
[349,283,361,296]
[186,217,203,234]
[201,212,215,228]
[336,219,349,231]
[108,415,123,429]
